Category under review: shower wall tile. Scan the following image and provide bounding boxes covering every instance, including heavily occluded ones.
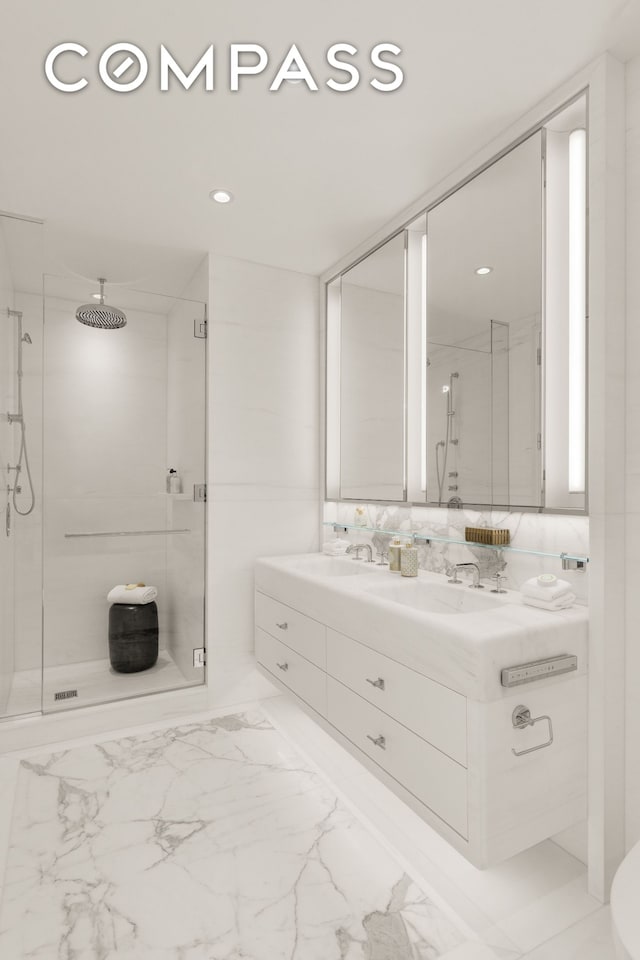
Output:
[42,299,168,501]
[209,255,321,656]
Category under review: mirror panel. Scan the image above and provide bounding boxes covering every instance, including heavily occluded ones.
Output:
[339,232,406,501]
[426,132,543,508]
[326,95,587,514]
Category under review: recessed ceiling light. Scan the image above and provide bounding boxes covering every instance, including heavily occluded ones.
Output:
[475,266,493,275]
[209,189,233,204]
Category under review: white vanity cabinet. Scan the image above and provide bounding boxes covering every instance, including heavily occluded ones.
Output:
[254,555,588,868]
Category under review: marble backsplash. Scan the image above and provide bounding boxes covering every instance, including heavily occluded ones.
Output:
[324,502,589,604]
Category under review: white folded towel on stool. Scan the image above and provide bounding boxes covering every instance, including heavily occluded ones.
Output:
[323,539,350,556]
[521,575,573,603]
[107,584,158,605]
[522,592,576,612]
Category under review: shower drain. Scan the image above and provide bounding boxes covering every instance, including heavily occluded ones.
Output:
[54,689,78,701]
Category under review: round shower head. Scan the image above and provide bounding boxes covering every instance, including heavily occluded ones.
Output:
[76,278,127,330]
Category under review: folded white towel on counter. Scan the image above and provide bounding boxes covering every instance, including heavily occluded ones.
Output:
[521,575,573,603]
[107,584,158,605]
[323,539,350,556]
[522,592,576,612]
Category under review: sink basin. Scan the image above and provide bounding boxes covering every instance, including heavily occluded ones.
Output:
[292,556,376,578]
[368,580,502,615]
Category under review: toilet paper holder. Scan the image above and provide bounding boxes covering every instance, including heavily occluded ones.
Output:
[511,705,554,756]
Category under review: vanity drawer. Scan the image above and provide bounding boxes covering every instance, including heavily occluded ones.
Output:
[326,629,467,766]
[327,677,468,837]
[255,627,327,716]
[255,592,326,668]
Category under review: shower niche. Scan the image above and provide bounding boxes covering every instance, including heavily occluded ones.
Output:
[0,215,208,721]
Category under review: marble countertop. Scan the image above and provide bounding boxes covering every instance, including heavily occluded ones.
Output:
[255,553,588,701]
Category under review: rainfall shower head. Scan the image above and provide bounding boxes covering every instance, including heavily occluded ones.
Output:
[76,278,127,330]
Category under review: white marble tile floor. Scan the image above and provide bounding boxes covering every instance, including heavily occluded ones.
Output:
[0,704,476,959]
[0,664,618,959]
[261,694,613,960]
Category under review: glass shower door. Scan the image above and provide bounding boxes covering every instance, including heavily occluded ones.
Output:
[0,214,44,720]
[41,276,207,712]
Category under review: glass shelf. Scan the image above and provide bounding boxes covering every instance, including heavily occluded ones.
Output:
[323,521,589,564]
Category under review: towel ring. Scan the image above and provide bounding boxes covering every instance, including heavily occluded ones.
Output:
[511,705,554,756]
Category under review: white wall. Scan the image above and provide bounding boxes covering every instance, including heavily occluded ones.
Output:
[625,54,640,850]
[0,224,15,712]
[209,255,320,657]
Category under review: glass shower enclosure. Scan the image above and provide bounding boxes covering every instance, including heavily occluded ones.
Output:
[0,213,208,719]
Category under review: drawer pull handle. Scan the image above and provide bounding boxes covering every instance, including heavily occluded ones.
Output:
[366,677,385,691]
[511,705,554,756]
[276,662,289,672]
[367,734,386,750]
[276,622,288,631]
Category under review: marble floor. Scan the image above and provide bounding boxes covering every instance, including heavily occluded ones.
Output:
[0,705,474,959]
[4,649,200,718]
[0,661,619,959]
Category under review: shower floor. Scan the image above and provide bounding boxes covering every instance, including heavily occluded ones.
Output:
[4,649,199,718]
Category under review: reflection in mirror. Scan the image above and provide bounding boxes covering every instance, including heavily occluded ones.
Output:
[339,232,406,501]
[426,132,543,508]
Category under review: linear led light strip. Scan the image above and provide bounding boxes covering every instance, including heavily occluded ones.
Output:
[568,128,586,494]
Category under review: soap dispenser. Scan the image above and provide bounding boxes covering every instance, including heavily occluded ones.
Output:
[167,468,182,494]
[401,538,419,577]
[388,539,403,573]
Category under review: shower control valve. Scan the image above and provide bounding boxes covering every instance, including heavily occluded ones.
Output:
[448,472,458,478]
[448,485,458,492]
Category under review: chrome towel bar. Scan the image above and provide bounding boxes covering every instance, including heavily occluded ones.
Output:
[65,529,191,539]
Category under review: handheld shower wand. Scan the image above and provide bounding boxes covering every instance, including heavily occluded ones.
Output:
[435,372,459,505]
[6,309,35,517]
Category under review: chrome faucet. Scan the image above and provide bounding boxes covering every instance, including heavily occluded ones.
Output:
[346,543,373,562]
[448,562,484,588]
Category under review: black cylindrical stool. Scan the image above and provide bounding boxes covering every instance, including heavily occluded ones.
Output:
[108,602,159,673]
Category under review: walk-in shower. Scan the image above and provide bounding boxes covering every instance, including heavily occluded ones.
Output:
[6,308,35,519]
[435,371,459,506]
[0,213,208,722]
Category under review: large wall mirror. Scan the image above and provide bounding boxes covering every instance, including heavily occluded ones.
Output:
[337,232,406,501]
[426,131,543,509]
[326,93,587,514]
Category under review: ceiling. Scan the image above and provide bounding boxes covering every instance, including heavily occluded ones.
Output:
[1,0,639,291]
